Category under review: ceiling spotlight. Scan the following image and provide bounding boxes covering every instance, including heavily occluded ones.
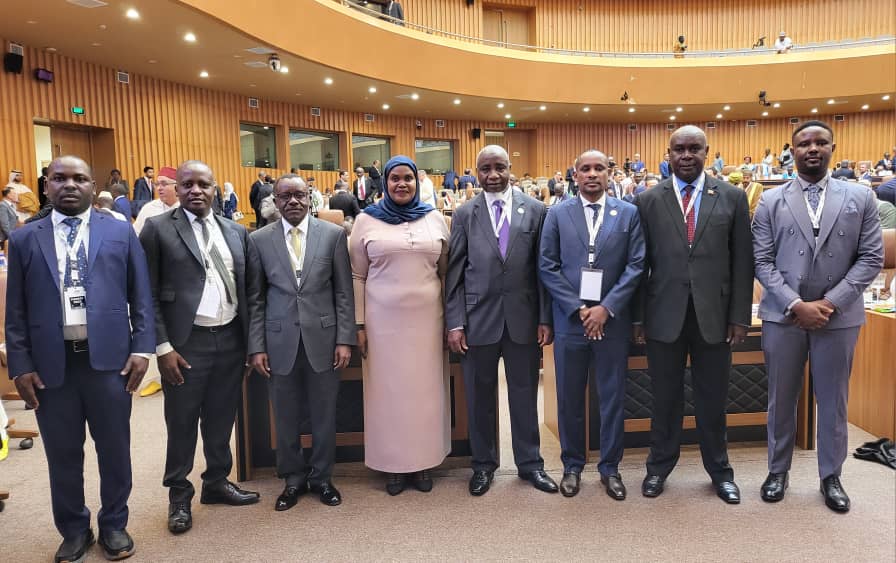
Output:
[811,108,818,113]
[147,59,157,64]
[762,111,769,116]
[669,115,676,120]
[411,93,420,100]
[279,66,289,74]
[723,105,731,111]
[861,104,870,110]
[324,77,333,85]
[628,108,636,113]
[199,70,209,78]
[773,102,781,108]
[827,99,835,105]
[539,105,547,111]
[504,113,512,119]
[883,95,891,101]
[125,8,140,20]
[675,107,683,112]
[368,86,377,94]
[497,102,505,108]
[183,32,197,43]
[716,113,723,119]
[382,104,390,110]
[583,107,590,112]
[453,99,461,105]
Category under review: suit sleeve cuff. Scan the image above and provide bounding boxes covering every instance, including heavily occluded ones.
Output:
[156,342,175,356]
[785,298,802,316]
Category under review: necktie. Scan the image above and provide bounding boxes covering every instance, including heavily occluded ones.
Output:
[807,184,821,213]
[681,185,696,244]
[199,218,235,304]
[289,227,302,269]
[359,179,366,200]
[62,217,87,288]
[493,200,509,258]
[587,203,601,228]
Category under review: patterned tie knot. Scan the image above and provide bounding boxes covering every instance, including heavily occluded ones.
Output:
[684,185,695,196]
[62,217,82,245]
[588,203,601,212]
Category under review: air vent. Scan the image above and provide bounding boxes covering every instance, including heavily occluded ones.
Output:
[627,124,637,131]
[834,114,845,122]
[8,42,23,56]
[706,121,717,129]
[248,97,259,109]
[746,120,758,127]
[666,123,676,131]
[435,119,445,128]
[116,71,129,84]
[66,0,108,7]
[310,107,321,117]
[364,113,375,122]
[789,117,800,125]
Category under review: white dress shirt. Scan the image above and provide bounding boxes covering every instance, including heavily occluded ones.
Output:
[484,186,513,229]
[281,214,310,277]
[133,199,179,235]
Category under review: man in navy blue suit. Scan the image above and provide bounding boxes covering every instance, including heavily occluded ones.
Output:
[5,155,155,562]
[540,149,646,499]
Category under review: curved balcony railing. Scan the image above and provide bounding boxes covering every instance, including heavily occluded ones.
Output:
[340,0,895,58]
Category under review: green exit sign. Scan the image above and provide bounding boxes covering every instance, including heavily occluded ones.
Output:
[506,121,516,128]
[71,106,85,115]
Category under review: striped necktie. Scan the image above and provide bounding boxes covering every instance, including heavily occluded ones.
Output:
[199,217,236,304]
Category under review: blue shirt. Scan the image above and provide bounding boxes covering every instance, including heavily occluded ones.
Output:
[631,160,645,173]
[659,161,671,179]
[673,172,706,229]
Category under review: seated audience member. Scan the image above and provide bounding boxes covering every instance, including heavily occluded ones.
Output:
[832,160,856,180]
[876,152,893,172]
[738,156,756,173]
[673,35,687,58]
[329,180,361,220]
[547,171,565,193]
[96,191,129,221]
[549,182,571,206]
[857,162,873,182]
[774,31,793,53]
[781,165,797,179]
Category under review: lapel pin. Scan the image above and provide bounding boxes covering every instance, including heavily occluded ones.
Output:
[610,209,618,216]
[517,207,525,214]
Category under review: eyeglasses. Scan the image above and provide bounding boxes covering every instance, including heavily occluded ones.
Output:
[276,191,309,202]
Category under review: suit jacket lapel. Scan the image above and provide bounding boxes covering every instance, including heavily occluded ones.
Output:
[594,197,619,260]
[298,217,321,291]
[172,207,204,267]
[87,210,105,275]
[473,194,502,260]
[783,180,816,250]
[215,215,244,279]
[660,182,689,246]
[271,221,299,292]
[814,180,845,256]
[566,198,591,252]
[36,217,60,291]
[503,191,526,261]
[690,178,719,252]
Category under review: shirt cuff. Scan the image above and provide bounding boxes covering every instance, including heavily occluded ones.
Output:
[449,327,464,332]
[785,298,802,316]
[156,342,175,356]
[131,353,152,360]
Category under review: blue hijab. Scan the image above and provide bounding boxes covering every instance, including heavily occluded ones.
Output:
[363,155,434,225]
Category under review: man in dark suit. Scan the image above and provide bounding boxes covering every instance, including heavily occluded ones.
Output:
[831,160,856,180]
[106,168,130,198]
[132,165,155,218]
[249,171,266,222]
[367,159,383,196]
[458,168,478,190]
[446,145,558,497]
[329,181,361,219]
[540,150,646,499]
[139,160,259,536]
[247,174,356,511]
[353,166,374,209]
[753,121,883,512]
[6,155,154,562]
[38,166,49,207]
[110,183,131,219]
[634,125,753,504]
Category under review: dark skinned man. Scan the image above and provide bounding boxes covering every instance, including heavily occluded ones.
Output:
[139,160,258,536]
[634,126,753,504]
[247,175,356,511]
[753,121,882,512]
[6,156,154,562]
[446,145,558,496]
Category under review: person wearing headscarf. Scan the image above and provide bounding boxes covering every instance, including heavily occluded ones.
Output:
[222,182,238,220]
[7,170,39,221]
[349,155,450,496]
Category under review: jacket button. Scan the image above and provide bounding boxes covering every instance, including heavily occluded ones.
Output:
[798,275,803,280]
[788,228,794,234]
[827,275,833,281]
[798,250,804,255]
[828,252,833,257]
[838,230,845,236]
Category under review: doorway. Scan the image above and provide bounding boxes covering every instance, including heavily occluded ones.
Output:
[34,123,116,192]
[482,6,533,49]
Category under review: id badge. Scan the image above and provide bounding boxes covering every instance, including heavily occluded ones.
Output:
[196,279,222,317]
[63,286,88,326]
[579,268,603,302]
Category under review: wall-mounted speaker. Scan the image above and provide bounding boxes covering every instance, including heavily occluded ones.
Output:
[471,127,481,139]
[3,52,23,74]
[466,0,474,5]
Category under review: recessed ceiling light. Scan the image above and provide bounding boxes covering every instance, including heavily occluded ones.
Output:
[125,8,140,20]
[249,83,256,88]
[723,105,731,111]
[279,66,289,74]
[539,105,547,111]
[183,32,196,42]
[669,115,676,120]
[861,104,870,110]
[628,108,636,113]
[26,20,38,24]
[675,107,683,112]
[45,47,57,53]
[827,99,835,104]
[382,104,390,110]
[504,113,512,119]
[883,94,891,101]
[411,93,419,100]
[762,111,769,116]
[199,70,209,78]
[716,113,723,119]
[91,42,102,47]
[810,108,818,113]
[233,54,242,58]
[368,86,377,93]
[773,102,781,108]
[324,77,333,85]
[453,98,461,105]
[497,102,504,109]
[147,59,157,64]
[583,107,590,112]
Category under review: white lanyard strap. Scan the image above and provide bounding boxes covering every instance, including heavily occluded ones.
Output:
[491,199,509,238]
[585,202,605,264]
[57,221,87,263]
[804,187,826,230]
[673,184,699,222]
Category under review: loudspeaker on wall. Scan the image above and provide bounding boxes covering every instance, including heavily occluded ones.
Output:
[471,128,481,139]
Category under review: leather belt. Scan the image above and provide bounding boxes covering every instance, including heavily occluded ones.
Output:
[191,321,235,334]
[65,340,89,353]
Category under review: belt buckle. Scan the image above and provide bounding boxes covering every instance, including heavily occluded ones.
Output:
[208,326,219,333]
[72,340,88,353]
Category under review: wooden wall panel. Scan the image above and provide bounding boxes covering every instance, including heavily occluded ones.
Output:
[400,0,893,52]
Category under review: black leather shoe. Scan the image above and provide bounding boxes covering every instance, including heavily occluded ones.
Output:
[560,472,580,497]
[412,470,433,493]
[601,474,627,501]
[642,474,665,497]
[274,484,306,511]
[469,470,493,496]
[167,503,192,535]
[55,529,95,563]
[310,482,342,506]
[760,472,788,502]
[97,529,135,561]
[386,473,405,496]
[518,469,559,493]
[200,480,260,506]
[715,481,741,504]
[820,475,850,513]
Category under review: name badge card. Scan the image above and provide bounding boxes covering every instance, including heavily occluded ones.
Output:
[579,268,603,301]
[196,279,222,318]
[63,286,87,326]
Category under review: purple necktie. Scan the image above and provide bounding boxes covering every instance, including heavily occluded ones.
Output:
[493,200,509,258]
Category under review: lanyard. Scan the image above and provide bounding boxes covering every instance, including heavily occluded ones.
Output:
[585,200,605,265]
[804,187,826,231]
[56,221,87,264]
[490,196,510,238]
[672,183,700,222]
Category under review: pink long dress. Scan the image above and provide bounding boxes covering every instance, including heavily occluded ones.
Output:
[349,210,451,473]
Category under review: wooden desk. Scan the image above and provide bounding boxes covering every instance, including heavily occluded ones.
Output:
[848,310,896,438]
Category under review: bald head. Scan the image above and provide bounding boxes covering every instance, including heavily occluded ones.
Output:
[476,145,511,193]
[669,126,709,183]
[477,145,509,165]
[575,149,608,170]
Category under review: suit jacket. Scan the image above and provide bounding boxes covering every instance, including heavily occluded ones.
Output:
[752,178,883,328]
[540,196,646,338]
[354,177,375,208]
[329,190,361,219]
[249,180,264,212]
[139,207,249,349]
[113,196,131,220]
[445,191,551,346]
[132,177,153,218]
[5,210,155,387]
[634,175,753,343]
[246,217,356,374]
[367,165,382,192]
[0,201,17,242]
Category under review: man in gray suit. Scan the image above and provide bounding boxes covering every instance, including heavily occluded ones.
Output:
[753,120,883,512]
[446,145,558,496]
[139,160,259,536]
[0,186,19,244]
[247,174,355,511]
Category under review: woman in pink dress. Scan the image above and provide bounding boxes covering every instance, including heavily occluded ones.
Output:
[350,156,450,495]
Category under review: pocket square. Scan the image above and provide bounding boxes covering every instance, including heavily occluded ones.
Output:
[844,202,859,214]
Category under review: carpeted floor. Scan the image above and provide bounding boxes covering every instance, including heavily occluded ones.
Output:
[2,373,894,563]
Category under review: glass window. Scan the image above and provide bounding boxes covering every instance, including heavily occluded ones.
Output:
[289,130,340,171]
[352,135,390,170]
[240,123,277,168]
[415,139,454,174]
